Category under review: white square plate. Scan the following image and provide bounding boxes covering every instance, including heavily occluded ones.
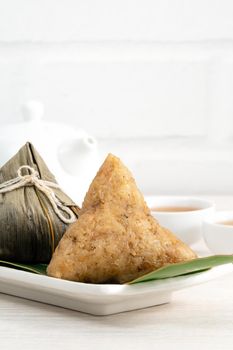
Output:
[0,263,232,315]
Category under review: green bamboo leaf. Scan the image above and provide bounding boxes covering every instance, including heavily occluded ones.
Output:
[0,260,47,275]
[1,255,233,284]
[128,255,233,284]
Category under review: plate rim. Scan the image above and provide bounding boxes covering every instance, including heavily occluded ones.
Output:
[0,263,232,298]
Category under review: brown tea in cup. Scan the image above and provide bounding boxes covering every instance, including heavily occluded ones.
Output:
[218,220,233,226]
[151,206,200,212]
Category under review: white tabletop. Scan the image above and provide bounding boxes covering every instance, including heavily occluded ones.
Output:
[1,196,233,350]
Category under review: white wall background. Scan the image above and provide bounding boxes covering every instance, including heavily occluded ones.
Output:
[0,0,233,196]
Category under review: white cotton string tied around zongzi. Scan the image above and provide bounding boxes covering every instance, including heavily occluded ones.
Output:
[0,165,76,224]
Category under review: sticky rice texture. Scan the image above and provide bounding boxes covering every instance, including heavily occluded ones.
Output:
[47,154,197,284]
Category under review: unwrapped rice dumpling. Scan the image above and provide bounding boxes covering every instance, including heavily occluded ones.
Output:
[0,142,79,263]
[47,154,197,284]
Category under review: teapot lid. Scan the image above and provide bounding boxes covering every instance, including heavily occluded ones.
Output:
[0,100,88,138]
[0,100,97,166]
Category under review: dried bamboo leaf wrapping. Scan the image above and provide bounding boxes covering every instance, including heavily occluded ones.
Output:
[0,142,79,263]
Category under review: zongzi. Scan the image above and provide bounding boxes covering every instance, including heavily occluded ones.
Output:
[0,142,79,263]
[47,154,197,284]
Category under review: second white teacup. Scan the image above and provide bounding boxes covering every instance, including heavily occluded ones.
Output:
[203,211,233,254]
[146,196,215,245]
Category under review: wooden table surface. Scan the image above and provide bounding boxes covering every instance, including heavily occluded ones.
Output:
[1,196,233,350]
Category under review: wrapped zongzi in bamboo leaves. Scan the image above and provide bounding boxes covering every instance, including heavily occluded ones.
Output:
[0,142,80,263]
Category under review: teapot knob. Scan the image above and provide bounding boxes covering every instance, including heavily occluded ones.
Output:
[21,100,44,122]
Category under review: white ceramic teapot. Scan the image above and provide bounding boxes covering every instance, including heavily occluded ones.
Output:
[0,101,99,204]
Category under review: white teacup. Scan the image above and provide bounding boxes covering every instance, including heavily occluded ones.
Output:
[203,211,233,254]
[147,196,215,245]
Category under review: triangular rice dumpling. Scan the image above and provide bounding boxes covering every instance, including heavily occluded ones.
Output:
[47,154,197,283]
[0,142,79,263]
